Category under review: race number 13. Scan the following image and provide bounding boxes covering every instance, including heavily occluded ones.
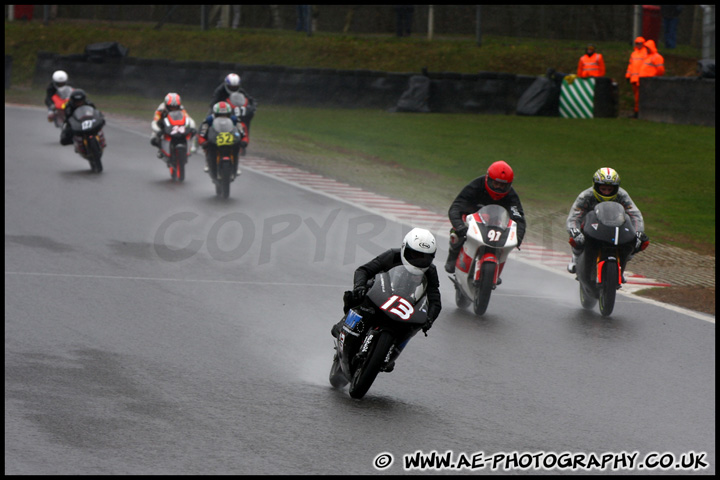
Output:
[380,295,414,320]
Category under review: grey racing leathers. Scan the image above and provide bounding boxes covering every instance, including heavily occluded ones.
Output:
[566,187,645,235]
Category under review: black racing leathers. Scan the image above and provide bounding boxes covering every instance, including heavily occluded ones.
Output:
[448,175,526,242]
[354,248,442,322]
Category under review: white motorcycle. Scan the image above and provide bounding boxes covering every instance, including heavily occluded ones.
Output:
[449,204,519,315]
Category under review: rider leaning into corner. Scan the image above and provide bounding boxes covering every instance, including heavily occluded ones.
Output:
[444,160,527,278]
[566,167,650,282]
[331,228,442,372]
[59,89,104,146]
[45,70,70,122]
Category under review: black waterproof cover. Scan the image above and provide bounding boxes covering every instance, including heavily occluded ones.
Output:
[394,75,431,113]
[516,76,560,117]
[697,59,715,79]
[84,42,129,62]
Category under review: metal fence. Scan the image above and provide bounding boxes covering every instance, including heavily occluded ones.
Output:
[6,5,708,46]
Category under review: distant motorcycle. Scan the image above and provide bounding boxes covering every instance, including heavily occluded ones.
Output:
[573,201,637,317]
[204,116,243,199]
[329,265,430,399]
[226,91,252,156]
[67,104,106,173]
[157,109,195,182]
[449,204,519,316]
[49,85,73,128]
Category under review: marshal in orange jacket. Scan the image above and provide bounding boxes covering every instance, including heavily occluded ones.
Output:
[625,36,648,85]
[639,39,665,78]
[578,52,606,78]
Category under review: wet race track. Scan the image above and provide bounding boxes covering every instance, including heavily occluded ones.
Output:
[4,105,715,475]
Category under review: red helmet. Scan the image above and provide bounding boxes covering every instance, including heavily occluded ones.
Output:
[485,161,514,200]
[164,93,182,111]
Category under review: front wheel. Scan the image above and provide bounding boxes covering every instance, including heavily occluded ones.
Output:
[173,144,186,182]
[473,261,496,316]
[88,136,103,173]
[599,260,618,317]
[217,160,232,199]
[349,331,394,399]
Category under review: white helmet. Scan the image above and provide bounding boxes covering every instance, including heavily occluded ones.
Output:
[52,70,68,88]
[401,228,437,275]
[224,73,241,95]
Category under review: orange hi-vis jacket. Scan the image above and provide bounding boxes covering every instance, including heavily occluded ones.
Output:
[626,37,647,85]
[577,52,606,78]
[639,39,665,78]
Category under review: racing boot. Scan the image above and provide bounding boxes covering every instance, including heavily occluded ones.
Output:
[330,318,345,338]
[567,252,578,274]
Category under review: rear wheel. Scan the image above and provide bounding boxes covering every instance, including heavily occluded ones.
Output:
[473,262,496,316]
[579,283,598,309]
[329,352,348,389]
[349,331,394,399]
[455,284,470,309]
[599,260,618,317]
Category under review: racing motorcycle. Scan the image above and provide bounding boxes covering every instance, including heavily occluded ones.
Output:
[67,104,106,173]
[329,265,430,399]
[449,204,519,316]
[573,201,637,317]
[205,116,243,199]
[157,109,194,182]
[226,91,251,156]
[49,85,73,128]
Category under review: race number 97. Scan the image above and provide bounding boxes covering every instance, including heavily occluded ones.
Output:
[380,295,414,320]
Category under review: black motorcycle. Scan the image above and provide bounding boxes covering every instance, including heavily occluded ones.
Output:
[575,201,637,317]
[204,117,242,199]
[330,265,429,399]
[67,105,106,173]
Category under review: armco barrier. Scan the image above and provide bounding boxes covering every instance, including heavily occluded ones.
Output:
[640,77,715,127]
[32,52,632,119]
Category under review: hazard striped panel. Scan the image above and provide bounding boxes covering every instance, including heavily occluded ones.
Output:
[560,77,595,119]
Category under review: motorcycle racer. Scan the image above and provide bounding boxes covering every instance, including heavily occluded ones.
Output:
[198,101,244,176]
[445,160,526,275]
[331,228,442,372]
[45,70,71,122]
[566,167,649,280]
[150,92,198,157]
[59,89,103,146]
[209,73,257,138]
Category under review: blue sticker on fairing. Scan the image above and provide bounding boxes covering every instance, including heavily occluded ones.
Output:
[345,310,362,329]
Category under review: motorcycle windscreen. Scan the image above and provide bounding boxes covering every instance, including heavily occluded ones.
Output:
[593,202,626,227]
[473,204,511,228]
[68,105,102,133]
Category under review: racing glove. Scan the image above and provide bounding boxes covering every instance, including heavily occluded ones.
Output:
[569,228,585,248]
[422,317,435,336]
[450,225,468,244]
[635,232,650,253]
[352,285,367,301]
